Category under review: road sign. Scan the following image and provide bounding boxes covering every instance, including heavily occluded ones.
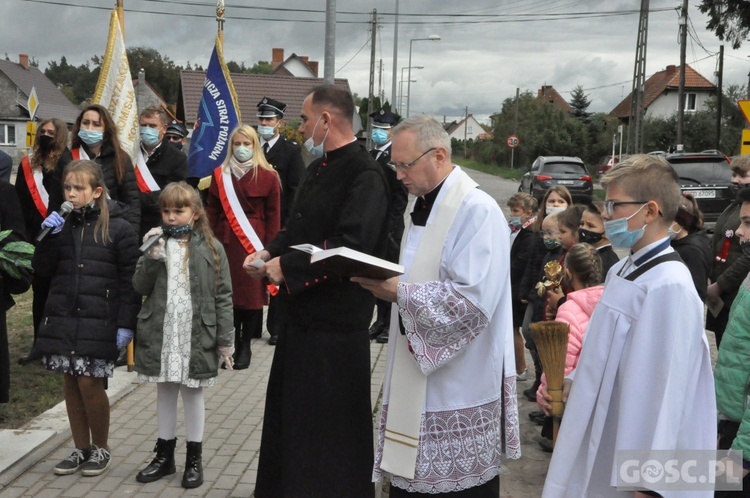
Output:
[507,135,520,149]
[26,121,37,147]
[741,129,750,156]
[27,86,39,121]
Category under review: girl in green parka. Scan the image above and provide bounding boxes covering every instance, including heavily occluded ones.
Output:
[132,182,234,489]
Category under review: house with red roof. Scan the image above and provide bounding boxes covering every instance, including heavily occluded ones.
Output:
[611,64,716,121]
[175,71,350,129]
[537,85,573,113]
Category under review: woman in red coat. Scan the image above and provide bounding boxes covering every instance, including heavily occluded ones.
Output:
[207,125,281,370]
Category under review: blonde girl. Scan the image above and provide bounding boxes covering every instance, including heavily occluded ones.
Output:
[133,182,234,488]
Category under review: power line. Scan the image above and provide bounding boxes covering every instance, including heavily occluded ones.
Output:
[19,0,674,25]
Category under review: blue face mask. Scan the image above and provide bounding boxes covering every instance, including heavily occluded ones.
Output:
[371,128,389,145]
[258,125,277,140]
[603,203,647,249]
[78,129,103,147]
[140,126,161,147]
[509,216,522,228]
[233,146,254,163]
[304,116,328,159]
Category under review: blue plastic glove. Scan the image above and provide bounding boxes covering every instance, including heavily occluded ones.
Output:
[116,328,134,349]
[41,211,65,234]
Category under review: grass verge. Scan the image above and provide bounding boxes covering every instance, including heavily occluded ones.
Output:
[0,290,63,429]
[454,159,526,181]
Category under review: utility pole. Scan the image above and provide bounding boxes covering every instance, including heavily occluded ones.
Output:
[390,0,399,108]
[366,10,377,149]
[628,0,649,154]
[716,45,724,150]
[324,0,336,84]
[464,106,468,159]
[378,59,384,103]
[677,0,688,147]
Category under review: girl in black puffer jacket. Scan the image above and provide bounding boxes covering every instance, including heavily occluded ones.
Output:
[32,160,141,478]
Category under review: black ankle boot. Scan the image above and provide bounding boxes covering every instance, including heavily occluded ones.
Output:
[234,340,252,370]
[136,438,177,483]
[182,441,203,489]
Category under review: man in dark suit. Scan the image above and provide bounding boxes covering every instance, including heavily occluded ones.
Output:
[257,97,306,344]
[137,106,188,241]
[368,108,408,344]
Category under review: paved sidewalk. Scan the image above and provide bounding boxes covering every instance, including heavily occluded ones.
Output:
[0,172,553,496]
[0,337,550,497]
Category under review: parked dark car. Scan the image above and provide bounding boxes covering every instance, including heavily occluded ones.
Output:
[519,156,593,202]
[664,151,732,230]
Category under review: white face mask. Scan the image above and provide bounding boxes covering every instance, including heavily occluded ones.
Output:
[303,116,328,159]
[546,205,566,215]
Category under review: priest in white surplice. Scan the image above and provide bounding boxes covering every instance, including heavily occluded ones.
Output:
[353,115,521,497]
[539,155,716,498]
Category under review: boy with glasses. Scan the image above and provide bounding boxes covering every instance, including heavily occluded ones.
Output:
[542,155,716,497]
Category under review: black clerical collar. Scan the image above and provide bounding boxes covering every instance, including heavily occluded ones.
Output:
[410,178,446,226]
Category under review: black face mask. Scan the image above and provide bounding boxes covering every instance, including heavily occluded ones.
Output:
[578,228,604,245]
[171,141,183,150]
[38,135,55,150]
[742,241,750,258]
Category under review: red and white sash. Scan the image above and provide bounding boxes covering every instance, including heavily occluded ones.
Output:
[21,155,49,218]
[134,149,161,194]
[214,168,264,254]
[71,146,88,161]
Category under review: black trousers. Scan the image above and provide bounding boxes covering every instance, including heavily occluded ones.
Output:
[716,420,750,497]
[389,475,499,498]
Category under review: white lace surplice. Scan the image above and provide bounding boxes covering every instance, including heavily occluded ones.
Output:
[373,167,520,493]
[138,238,215,388]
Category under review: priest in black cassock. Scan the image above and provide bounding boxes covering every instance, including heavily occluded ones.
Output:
[244,85,389,498]
[367,108,408,344]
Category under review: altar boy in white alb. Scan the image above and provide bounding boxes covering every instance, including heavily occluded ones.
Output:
[353,115,520,496]
[541,155,716,498]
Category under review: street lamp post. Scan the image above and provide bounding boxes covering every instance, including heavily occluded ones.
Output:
[399,79,416,116]
[407,35,440,117]
[399,66,422,115]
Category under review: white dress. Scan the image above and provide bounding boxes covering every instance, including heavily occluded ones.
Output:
[138,238,216,388]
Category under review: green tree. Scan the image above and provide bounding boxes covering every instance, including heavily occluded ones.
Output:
[489,91,590,169]
[44,56,99,105]
[569,85,591,120]
[698,1,750,49]
[248,60,272,74]
[126,46,181,104]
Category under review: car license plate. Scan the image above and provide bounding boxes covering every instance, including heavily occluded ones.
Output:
[557,180,574,185]
[692,190,716,199]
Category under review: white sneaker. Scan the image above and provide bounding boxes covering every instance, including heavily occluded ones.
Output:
[516,369,529,381]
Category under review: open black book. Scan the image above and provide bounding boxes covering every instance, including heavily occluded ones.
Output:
[291,244,404,279]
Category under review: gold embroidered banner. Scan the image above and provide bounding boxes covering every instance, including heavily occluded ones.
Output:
[93,9,139,163]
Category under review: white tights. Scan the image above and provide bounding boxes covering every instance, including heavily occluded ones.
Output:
[156,383,205,443]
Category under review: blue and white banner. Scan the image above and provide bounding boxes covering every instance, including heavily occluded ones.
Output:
[187,36,241,180]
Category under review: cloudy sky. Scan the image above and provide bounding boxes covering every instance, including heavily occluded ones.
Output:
[3,0,749,125]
